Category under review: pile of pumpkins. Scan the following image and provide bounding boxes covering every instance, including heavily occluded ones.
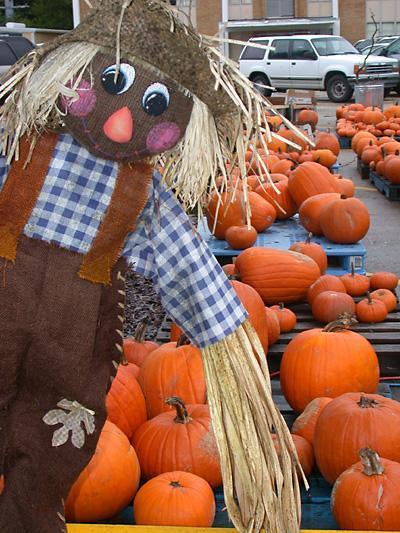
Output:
[336,102,400,138]
[353,130,400,185]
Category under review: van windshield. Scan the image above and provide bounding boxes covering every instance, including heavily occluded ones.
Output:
[312,37,360,56]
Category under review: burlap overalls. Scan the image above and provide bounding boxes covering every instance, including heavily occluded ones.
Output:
[0,134,152,532]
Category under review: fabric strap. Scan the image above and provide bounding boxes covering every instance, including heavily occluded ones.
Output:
[0,134,153,285]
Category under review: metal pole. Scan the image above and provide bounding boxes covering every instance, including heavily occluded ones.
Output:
[4,0,15,21]
[221,0,229,57]
[332,0,340,35]
[72,0,81,27]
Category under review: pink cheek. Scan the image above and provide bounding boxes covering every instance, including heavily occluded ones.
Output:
[146,123,181,153]
[60,79,97,117]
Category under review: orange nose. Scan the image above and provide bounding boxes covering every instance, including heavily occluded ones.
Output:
[103,107,133,143]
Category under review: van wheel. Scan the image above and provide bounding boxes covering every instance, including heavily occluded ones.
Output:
[251,74,273,97]
[326,74,353,102]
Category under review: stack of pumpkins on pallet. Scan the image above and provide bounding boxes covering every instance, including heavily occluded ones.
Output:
[336,102,400,139]
[352,130,400,185]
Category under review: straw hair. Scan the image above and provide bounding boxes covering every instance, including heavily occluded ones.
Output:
[202,319,306,533]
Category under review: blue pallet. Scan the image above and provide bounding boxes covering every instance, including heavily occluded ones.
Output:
[370,170,400,201]
[356,157,370,180]
[336,134,352,149]
[199,216,366,275]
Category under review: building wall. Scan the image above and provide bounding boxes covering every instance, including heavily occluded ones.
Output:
[196,0,221,35]
[339,0,366,43]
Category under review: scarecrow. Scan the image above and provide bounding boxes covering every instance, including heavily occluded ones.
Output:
[0,1,308,532]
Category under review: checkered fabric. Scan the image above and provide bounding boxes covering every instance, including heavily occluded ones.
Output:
[0,134,247,348]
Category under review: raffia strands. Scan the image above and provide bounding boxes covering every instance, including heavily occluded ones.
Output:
[202,319,305,533]
[0,42,100,164]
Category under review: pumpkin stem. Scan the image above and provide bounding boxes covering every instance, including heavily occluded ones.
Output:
[279,302,284,310]
[359,448,385,476]
[170,481,182,488]
[351,262,355,277]
[340,194,347,200]
[323,314,358,332]
[165,396,192,424]
[366,291,373,305]
[357,395,379,409]
[177,334,191,347]
[134,319,148,343]
[306,232,313,244]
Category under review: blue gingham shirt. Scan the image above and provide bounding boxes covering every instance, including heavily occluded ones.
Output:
[0,133,247,348]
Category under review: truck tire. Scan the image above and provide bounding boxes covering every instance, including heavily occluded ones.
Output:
[326,74,353,103]
[251,74,273,97]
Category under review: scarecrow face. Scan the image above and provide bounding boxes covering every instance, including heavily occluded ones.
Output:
[61,52,194,162]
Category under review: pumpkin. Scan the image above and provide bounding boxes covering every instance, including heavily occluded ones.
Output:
[170,322,183,342]
[123,320,159,367]
[234,247,320,305]
[65,421,140,522]
[289,233,327,274]
[265,307,281,345]
[331,448,400,531]
[231,279,269,352]
[272,434,314,477]
[133,471,216,527]
[270,158,296,176]
[288,162,338,207]
[248,191,276,232]
[297,109,319,128]
[311,291,356,323]
[279,128,310,152]
[370,288,397,312]
[362,107,385,125]
[370,271,399,290]
[267,115,283,130]
[225,225,257,250]
[383,156,400,184]
[132,397,222,487]
[138,339,206,418]
[314,393,400,484]
[280,319,379,413]
[356,138,378,158]
[340,263,370,296]
[361,144,382,165]
[384,103,400,119]
[298,150,315,163]
[291,397,333,445]
[314,131,340,156]
[299,192,340,235]
[270,303,296,333]
[307,275,347,304]
[333,176,355,197]
[351,131,376,152]
[311,149,337,168]
[320,197,370,244]
[106,364,147,440]
[356,292,388,323]
[255,179,297,221]
[206,190,245,239]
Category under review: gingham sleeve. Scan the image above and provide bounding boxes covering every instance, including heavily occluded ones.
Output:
[123,173,248,348]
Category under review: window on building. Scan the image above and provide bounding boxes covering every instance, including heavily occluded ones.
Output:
[366,0,400,37]
[266,0,294,18]
[307,0,332,18]
[268,39,290,59]
[229,0,253,20]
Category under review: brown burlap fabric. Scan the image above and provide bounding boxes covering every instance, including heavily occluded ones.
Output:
[36,0,235,117]
[0,236,128,533]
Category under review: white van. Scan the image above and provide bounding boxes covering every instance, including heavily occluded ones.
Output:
[239,35,399,102]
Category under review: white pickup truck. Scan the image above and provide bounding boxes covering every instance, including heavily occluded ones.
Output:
[239,35,400,102]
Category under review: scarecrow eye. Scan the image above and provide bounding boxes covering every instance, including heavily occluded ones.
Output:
[142,83,170,116]
[101,63,136,95]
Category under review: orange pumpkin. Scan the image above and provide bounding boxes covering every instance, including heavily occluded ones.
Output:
[299,192,340,235]
[289,234,328,274]
[123,320,159,367]
[291,397,333,445]
[248,191,276,232]
[280,321,379,413]
[383,156,400,184]
[132,397,222,487]
[314,131,340,156]
[362,107,385,125]
[311,291,356,323]
[307,274,347,304]
[356,293,388,323]
[225,225,257,250]
[314,393,400,484]
[384,103,400,119]
[65,421,140,522]
[133,471,216,527]
[288,162,338,207]
[370,271,399,290]
[272,433,314,477]
[234,247,320,305]
[297,109,319,128]
[311,149,337,168]
[270,158,296,176]
[340,263,370,296]
[138,340,206,418]
[320,197,370,244]
[370,288,397,312]
[206,190,245,240]
[270,303,297,333]
[351,131,376,152]
[255,179,297,221]
[333,176,355,198]
[170,322,183,342]
[265,306,281,345]
[106,364,147,440]
[332,449,400,531]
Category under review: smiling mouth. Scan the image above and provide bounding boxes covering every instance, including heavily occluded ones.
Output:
[80,118,149,160]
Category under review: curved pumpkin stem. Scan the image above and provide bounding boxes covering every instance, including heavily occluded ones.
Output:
[365,291,373,305]
[134,318,148,343]
[177,334,191,347]
[359,448,385,476]
[305,232,313,244]
[279,302,285,310]
[357,395,379,409]
[323,314,358,332]
[165,396,192,424]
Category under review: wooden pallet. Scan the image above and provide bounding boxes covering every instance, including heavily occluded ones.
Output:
[356,157,370,180]
[370,170,400,201]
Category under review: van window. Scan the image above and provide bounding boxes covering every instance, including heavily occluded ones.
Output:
[291,39,316,60]
[0,42,17,66]
[268,39,290,60]
[241,40,269,60]
[7,36,34,58]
